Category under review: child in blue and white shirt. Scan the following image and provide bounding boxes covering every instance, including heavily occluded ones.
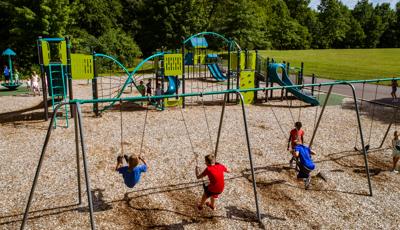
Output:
[115,155,148,188]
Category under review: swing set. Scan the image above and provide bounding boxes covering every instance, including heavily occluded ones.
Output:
[20,77,400,230]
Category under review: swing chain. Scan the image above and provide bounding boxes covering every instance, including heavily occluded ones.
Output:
[120,98,124,156]
[139,105,149,157]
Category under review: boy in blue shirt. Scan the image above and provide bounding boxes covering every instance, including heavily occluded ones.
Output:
[291,141,316,190]
[115,155,148,188]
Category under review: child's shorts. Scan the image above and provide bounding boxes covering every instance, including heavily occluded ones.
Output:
[203,183,221,198]
[297,163,312,179]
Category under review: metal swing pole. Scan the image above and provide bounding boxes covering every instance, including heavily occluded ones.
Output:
[344,83,373,196]
[214,93,227,158]
[73,104,82,204]
[309,85,332,148]
[237,92,262,222]
[76,103,96,229]
[214,92,262,222]
[20,103,66,229]
[309,83,372,196]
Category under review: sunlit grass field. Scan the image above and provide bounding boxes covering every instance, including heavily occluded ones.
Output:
[259,49,400,81]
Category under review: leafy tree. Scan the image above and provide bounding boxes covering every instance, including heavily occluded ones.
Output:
[0,0,71,70]
[210,0,269,49]
[376,3,397,48]
[352,0,386,48]
[317,0,350,48]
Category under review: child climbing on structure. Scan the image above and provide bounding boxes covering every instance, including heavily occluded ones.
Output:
[291,140,316,189]
[195,154,230,211]
[115,155,148,188]
[288,121,304,167]
[391,131,400,173]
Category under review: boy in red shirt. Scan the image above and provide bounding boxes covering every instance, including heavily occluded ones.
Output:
[287,121,304,167]
[195,154,230,211]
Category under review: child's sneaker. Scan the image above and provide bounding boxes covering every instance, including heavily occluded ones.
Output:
[391,170,399,174]
[206,201,216,211]
[289,157,296,168]
[304,176,311,189]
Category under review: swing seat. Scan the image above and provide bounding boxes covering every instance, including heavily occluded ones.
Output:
[1,82,22,90]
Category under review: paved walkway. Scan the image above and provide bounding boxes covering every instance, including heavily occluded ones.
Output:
[302,76,396,105]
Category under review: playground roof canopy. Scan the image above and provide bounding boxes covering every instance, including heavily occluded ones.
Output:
[190,37,208,48]
[2,48,16,56]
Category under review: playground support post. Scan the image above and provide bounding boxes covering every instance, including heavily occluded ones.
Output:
[214,91,262,222]
[254,50,259,102]
[266,57,271,100]
[281,61,285,101]
[285,62,290,98]
[236,50,241,103]
[92,51,99,116]
[227,40,231,103]
[181,39,186,108]
[37,36,49,121]
[66,36,74,118]
[309,83,373,196]
[311,74,315,96]
[300,62,304,84]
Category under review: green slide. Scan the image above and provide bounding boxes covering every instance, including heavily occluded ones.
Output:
[269,63,319,106]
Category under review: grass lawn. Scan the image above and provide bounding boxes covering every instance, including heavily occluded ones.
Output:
[259,49,400,82]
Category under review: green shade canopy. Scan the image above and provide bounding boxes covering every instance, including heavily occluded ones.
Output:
[2,48,16,56]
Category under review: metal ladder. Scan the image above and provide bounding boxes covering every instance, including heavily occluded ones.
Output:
[48,63,69,128]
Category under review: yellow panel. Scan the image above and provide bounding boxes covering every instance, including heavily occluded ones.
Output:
[246,52,257,70]
[230,52,245,70]
[59,41,67,65]
[164,54,183,76]
[71,54,94,80]
[41,41,50,66]
[193,54,205,65]
[239,71,255,104]
[164,97,182,107]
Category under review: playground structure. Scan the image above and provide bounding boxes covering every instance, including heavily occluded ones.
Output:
[36,32,321,122]
[37,37,94,127]
[1,48,22,90]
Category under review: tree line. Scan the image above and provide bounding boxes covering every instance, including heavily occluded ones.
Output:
[0,0,399,70]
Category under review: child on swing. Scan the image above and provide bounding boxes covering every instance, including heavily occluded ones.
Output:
[115,154,148,188]
[195,154,230,211]
[287,121,304,167]
[291,140,316,189]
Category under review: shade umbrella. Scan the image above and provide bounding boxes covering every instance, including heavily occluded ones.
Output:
[2,48,16,84]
